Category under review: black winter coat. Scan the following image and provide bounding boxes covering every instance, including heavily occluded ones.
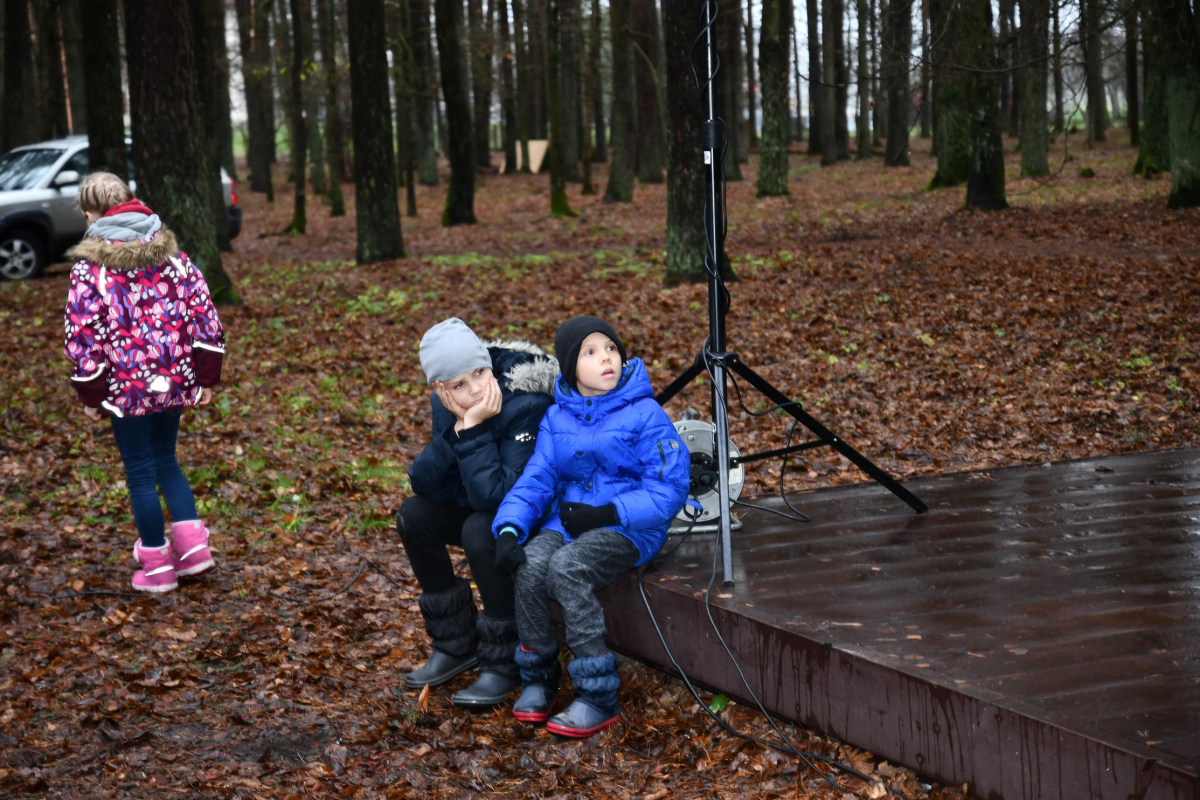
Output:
[408,341,558,510]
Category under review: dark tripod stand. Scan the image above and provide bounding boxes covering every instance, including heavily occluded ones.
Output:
[657,0,927,586]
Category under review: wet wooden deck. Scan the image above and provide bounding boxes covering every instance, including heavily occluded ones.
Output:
[598,448,1200,800]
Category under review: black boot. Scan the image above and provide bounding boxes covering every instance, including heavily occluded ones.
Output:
[452,616,521,708]
[404,579,479,690]
[546,652,621,738]
[511,644,562,723]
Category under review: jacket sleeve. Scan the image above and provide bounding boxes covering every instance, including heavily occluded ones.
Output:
[177,254,226,387]
[610,401,691,532]
[408,395,463,504]
[454,393,551,511]
[492,412,560,542]
[63,262,109,407]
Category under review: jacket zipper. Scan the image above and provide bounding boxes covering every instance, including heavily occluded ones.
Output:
[657,441,666,482]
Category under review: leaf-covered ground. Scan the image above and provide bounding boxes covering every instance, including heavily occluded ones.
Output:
[1,132,1197,798]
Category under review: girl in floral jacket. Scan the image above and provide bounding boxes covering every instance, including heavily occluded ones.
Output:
[63,172,225,593]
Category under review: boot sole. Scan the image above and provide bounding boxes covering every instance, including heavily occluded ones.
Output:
[131,581,178,593]
[176,559,216,578]
[452,694,514,709]
[403,658,479,690]
[546,714,620,738]
[513,709,553,723]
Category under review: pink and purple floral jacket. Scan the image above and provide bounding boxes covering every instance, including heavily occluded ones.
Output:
[63,228,225,418]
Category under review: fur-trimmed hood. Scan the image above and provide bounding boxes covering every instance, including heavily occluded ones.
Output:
[66,228,180,271]
[485,339,559,397]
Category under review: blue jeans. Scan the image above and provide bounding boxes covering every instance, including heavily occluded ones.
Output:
[110,410,198,548]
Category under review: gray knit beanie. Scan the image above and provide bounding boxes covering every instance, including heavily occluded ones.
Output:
[419,318,492,384]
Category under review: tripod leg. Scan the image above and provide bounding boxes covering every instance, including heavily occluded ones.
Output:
[728,359,929,513]
[654,352,707,406]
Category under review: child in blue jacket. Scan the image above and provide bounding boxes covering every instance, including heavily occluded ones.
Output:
[491,316,690,737]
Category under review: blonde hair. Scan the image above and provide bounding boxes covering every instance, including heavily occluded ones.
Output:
[77,171,135,217]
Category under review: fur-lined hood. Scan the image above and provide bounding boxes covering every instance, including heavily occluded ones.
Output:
[485,339,558,397]
[66,228,180,271]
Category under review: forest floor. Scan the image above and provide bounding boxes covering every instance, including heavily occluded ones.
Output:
[1,131,1198,799]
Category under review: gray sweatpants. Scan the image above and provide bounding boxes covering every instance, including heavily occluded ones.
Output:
[514,528,640,659]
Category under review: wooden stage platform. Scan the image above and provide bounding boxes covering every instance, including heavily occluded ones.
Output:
[598,448,1200,800]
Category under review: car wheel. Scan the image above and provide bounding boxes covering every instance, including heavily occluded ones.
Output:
[0,231,47,281]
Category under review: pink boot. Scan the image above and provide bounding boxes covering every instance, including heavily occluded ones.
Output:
[170,520,216,577]
[131,541,178,593]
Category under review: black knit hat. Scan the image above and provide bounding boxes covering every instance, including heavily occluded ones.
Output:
[554,315,627,392]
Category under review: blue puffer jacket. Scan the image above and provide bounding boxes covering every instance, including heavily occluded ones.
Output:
[492,358,690,566]
[409,342,558,510]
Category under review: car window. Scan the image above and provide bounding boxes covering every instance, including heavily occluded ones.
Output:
[62,150,89,175]
[0,148,66,191]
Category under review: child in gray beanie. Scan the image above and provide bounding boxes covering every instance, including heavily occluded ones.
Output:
[396,317,558,710]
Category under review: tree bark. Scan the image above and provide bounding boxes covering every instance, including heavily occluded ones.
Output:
[919,0,931,138]
[856,0,871,157]
[870,0,883,145]
[35,0,71,140]
[527,0,548,138]
[434,0,477,224]
[286,0,309,232]
[125,0,239,303]
[190,0,233,251]
[604,0,637,201]
[760,0,794,190]
[1155,0,1200,207]
[1125,7,1140,146]
[723,0,746,178]
[1082,0,1108,144]
[1018,0,1050,176]
[62,0,87,134]
[348,0,405,259]
[590,0,607,163]
[746,5,759,149]
[806,0,823,154]
[928,0,968,188]
[4,0,38,149]
[468,0,493,169]
[1052,0,1064,131]
[317,0,347,214]
[1134,0,1169,175]
[820,0,837,165]
[498,0,521,173]
[963,0,1006,209]
[78,0,127,175]
[512,0,534,170]
[235,0,275,199]
[559,0,583,181]
[579,0,597,192]
[273,0,295,166]
[545,0,576,215]
[663,0,731,283]
[301,0,326,194]
[833,0,849,158]
[883,0,910,166]
[632,0,666,184]
[998,0,1012,131]
[410,0,440,185]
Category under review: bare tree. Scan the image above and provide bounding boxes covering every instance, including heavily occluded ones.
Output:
[79,0,127,175]
[435,0,477,223]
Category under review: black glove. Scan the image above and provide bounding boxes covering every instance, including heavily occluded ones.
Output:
[494,529,527,576]
[558,502,619,536]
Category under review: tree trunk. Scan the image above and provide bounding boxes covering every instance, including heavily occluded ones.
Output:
[545,0,576,215]
[1006,0,1020,136]
[998,0,1012,131]
[318,0,347,215]
[833,0,849,158]
[919,0,932,138]
[746,6,759,149]
[300,0,326,194]
[604,0,637,201]
[856,0,870,157]
[1156,0,1200,207]
[928,0,968,188]
[760,0,794,190]
[62,0,87,134]
[273,0,295,166]
[559,0,583,181]
[883,0,910,165]
[4,0,38,149]
[1018,0,1050,176]
[35,0,71,140]
[1052,0,1064,131]
[632,0,666,184]
[663,0,731,283]
[190,0,233,251]
[125,0,239,303]
[78,0,127,175]
[724,0,746,179]
[1125,7,1140,146]
[820,0,837,165]
[434,0,477,223]
[1134,0,1169,175]
[498,0,521,173]
[579,0,598,192]
[411,0,440,185]
[527,0,548,138]
[468,0,493,169]
[1082,0,1107,144]
[286,0,308,232]
[806,0,823,154]
[963,0,1006,209]
[792,15,803,140]
[590,0,607,163]
[348,0,405,259]
[870,0,882,145]
[235,0,275,199]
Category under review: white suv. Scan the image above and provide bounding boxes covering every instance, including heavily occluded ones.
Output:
[0,135,242,280]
